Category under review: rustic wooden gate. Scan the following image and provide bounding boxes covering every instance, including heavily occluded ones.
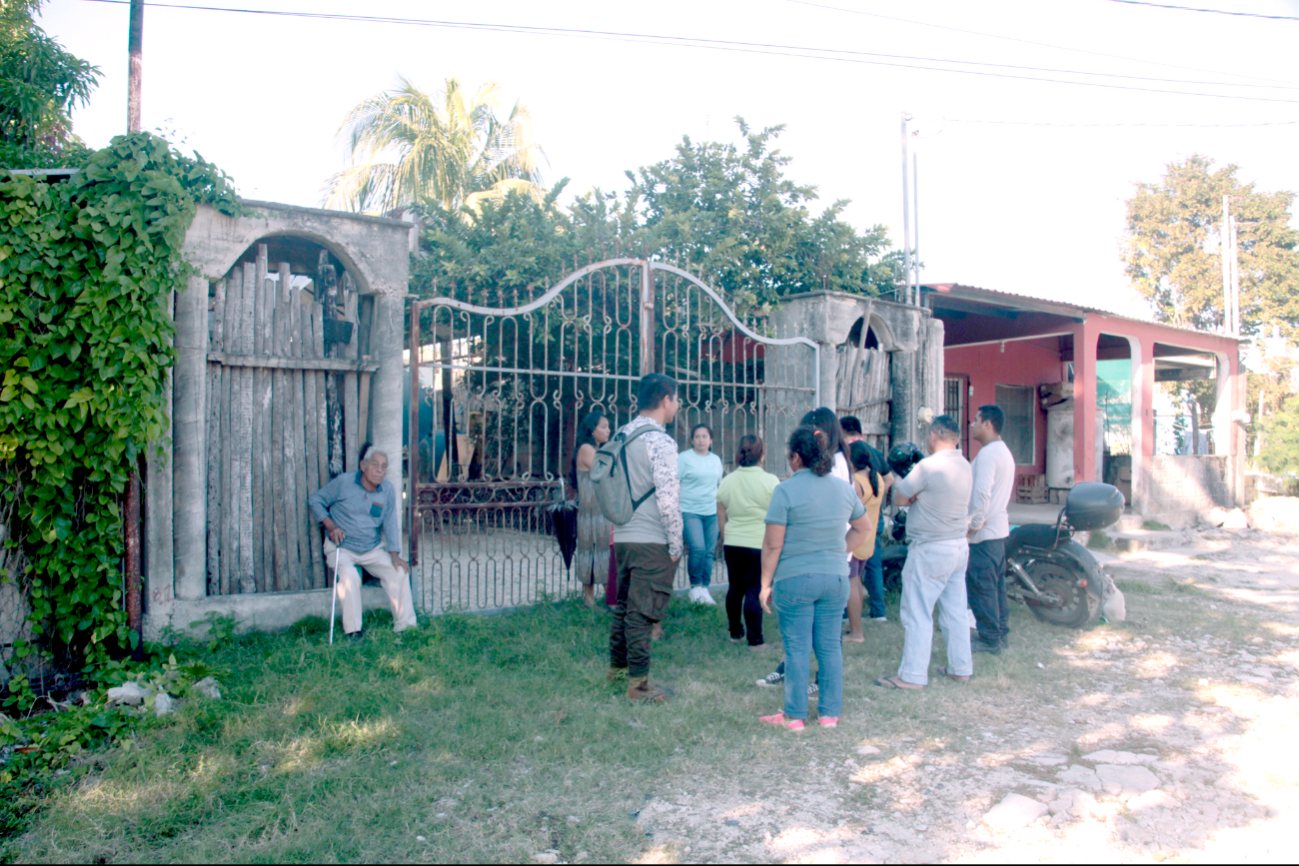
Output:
[204,242,377,595]
[406,259,820,614]
[836,313,892,454]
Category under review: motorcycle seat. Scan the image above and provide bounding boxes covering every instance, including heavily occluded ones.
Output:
[1009,523,1066,552]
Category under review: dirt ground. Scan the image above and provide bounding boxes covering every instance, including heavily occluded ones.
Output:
[623,527,1299,865]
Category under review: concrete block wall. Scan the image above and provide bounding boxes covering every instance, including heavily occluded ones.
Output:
[1145,455,1232,523]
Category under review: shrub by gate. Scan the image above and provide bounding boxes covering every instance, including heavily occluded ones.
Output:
[407,259,819,614]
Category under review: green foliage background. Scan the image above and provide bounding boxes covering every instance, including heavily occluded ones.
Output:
[0,132,243,666]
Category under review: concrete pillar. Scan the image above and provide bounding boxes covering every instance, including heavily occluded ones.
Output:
[1212,347,1246,506]
[817,340,836,412]
[172,274,207,601]
[890,349,918,447]
[144,291,176,638]
[369,289,406,538]
[1125,335,1155,515]
[1072,318,1101,485]
[919,318,945,420]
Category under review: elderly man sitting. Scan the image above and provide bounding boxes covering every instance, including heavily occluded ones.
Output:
[307,447,417,639]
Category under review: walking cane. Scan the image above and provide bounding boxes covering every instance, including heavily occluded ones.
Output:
[329,544,341,645]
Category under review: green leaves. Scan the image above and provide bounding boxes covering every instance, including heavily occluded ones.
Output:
[1,131,243,669]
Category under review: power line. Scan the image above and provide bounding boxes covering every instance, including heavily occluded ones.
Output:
[781,0,1299,87]
[946,116,1299,127]
[1098,0,1299,21]
[77,0,1299,105]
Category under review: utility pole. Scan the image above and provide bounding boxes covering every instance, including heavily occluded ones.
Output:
[912,146,920,304]
[1229,212,1241,338]
[125,0,144,656]
[127,0,143,132]
[900,112,912,305]
[1220,195,1232,336]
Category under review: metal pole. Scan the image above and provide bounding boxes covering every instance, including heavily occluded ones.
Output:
[408,299,420,567]
[1221,195,1232,335]
[901,114,912,305]
[1229,213,1241,337]
[913,147,921,303]
[639,260,655,377]
[127,0,143,132]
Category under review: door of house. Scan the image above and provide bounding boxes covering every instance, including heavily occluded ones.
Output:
[944,375,969,456]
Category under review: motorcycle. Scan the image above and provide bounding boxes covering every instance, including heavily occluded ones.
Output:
[879,443,1125,630]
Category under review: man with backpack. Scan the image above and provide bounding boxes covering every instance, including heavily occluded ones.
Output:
[599,373,682,702]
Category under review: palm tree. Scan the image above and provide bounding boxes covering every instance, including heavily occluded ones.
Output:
[323,77,545,214]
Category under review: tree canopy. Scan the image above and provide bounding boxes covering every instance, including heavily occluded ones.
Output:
[324,77,545,214]
[0,0,98,167]
[1123,155,1299,338]
[411,119,900,310]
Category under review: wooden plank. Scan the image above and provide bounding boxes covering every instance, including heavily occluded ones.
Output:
[203,352,380,372]
[250,250,266,594]
[301,294,325,589]
[288,265,311,590]
[312,301,330,489]
[342,281,360,473]
[237,262,256,593]
[271,267,290,592]
[220,269,242,596]
[207,278,225,594]
[258,247,274,591]
[358,370,371,455]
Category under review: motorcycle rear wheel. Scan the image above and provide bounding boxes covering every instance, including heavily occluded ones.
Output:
[1023,561,1100,629]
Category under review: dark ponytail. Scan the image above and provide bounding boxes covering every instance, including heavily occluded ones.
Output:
[788,425,832,477]
[736,434,764,468]
[849,440,880,498]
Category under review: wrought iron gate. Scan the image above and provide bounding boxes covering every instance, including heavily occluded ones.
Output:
[406,259,820,614]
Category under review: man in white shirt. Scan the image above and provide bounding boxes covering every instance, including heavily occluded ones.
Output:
[966,405,1017,655]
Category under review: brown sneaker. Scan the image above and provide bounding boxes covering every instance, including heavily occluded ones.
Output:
[627,675,673,703]
[606,666,629,682]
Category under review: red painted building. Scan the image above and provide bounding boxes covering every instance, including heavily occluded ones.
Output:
[928,284,1245,520]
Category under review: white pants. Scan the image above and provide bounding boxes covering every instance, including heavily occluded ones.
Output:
[324,539,418,634]
[898,537,972,685]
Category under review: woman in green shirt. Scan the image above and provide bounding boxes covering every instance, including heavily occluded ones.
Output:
[717,435,779,647]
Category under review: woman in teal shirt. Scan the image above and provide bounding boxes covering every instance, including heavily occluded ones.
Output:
[679,423,724,605]
[717,435,779,647]
[758,426,872,731]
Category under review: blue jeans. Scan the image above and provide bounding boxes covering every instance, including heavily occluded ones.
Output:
[682,512,718,587]
[774,573,850,720]
[862,547,886,619]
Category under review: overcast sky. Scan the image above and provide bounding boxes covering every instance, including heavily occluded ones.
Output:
[43,0,1299,316]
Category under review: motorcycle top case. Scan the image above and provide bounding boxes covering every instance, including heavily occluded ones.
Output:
[1063,482,1125,532]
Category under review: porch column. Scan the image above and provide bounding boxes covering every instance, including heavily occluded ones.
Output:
[1130,337,1155,515]
[1212,345,1246,506]
[172,274,207,602]
[1072,318,1101,485]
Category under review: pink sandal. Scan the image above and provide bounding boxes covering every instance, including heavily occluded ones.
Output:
[760,712,805,731]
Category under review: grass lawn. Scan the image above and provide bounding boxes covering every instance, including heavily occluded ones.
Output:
[1,565,1276,864]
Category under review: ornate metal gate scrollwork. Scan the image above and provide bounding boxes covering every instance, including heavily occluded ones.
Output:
[407,259,819,614]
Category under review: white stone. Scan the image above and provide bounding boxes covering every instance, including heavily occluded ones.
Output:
[153,693,175,717]
[1096,764,1160,795]
[982,793,1049,831]
[1127,790,1178,812]
[1082,750,1158,765]
[106,682,148,706]
[855,745,881,756]
[193,676,222,700]
[531,854,558,865]
[1058,764,1102,790]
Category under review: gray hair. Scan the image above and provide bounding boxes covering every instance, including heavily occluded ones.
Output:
[928,415,961,443]
[360,446,389,464]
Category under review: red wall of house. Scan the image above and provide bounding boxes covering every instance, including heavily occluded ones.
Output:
[944,338,1063,472]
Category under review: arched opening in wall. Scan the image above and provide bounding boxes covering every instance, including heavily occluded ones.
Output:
[204,235,378,598]
[836,316,892,453]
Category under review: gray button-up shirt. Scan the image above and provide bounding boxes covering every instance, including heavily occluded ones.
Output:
[307,472,400,554]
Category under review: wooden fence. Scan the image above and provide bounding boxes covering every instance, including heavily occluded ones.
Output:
[204,244,377,595]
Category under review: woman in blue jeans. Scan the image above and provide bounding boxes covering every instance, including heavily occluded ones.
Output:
[679,423,724,605]
[758,426,872,731]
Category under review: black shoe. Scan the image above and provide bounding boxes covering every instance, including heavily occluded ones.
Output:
[972,639,1001,655]
[346,630,364,643]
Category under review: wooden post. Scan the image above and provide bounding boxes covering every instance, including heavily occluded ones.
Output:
[206,278,225,593]
[257,248,274,590]
[302,293,325,589]
[271,266,291,591]
[250,248,266,592]
[126,0,143,133]
[237,263,256,593]
[312,301,330,488]
[220,269,242,595]
[288,267,310,590]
